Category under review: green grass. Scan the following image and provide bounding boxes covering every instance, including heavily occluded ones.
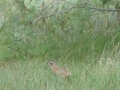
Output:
[0,58,120,90]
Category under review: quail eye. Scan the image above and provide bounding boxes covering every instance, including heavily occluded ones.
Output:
[50,62,53,65]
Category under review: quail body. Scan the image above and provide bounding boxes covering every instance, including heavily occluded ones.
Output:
[48,61,71,78]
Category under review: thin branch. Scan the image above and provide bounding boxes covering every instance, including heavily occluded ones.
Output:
[40,0,55,14]
[36,5,120,24]
[36,5,76,24]
[90,7,120,12]
[62,0,75,5]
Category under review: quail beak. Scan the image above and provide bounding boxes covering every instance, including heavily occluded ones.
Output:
[48,61,53,66]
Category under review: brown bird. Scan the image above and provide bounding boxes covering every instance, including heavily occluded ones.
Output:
[48,61,71,78]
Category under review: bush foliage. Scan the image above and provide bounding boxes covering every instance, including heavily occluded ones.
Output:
[0,0,120,62]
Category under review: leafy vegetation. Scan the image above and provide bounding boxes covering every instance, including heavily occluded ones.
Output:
[0,0,120,90]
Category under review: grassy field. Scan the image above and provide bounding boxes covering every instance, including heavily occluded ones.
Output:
[0,0,120,90]
[0,58,120,90]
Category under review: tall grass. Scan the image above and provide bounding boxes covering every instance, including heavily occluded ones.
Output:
[0,57,120,90]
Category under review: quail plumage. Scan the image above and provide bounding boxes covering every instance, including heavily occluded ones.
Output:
[48,61,71,78]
